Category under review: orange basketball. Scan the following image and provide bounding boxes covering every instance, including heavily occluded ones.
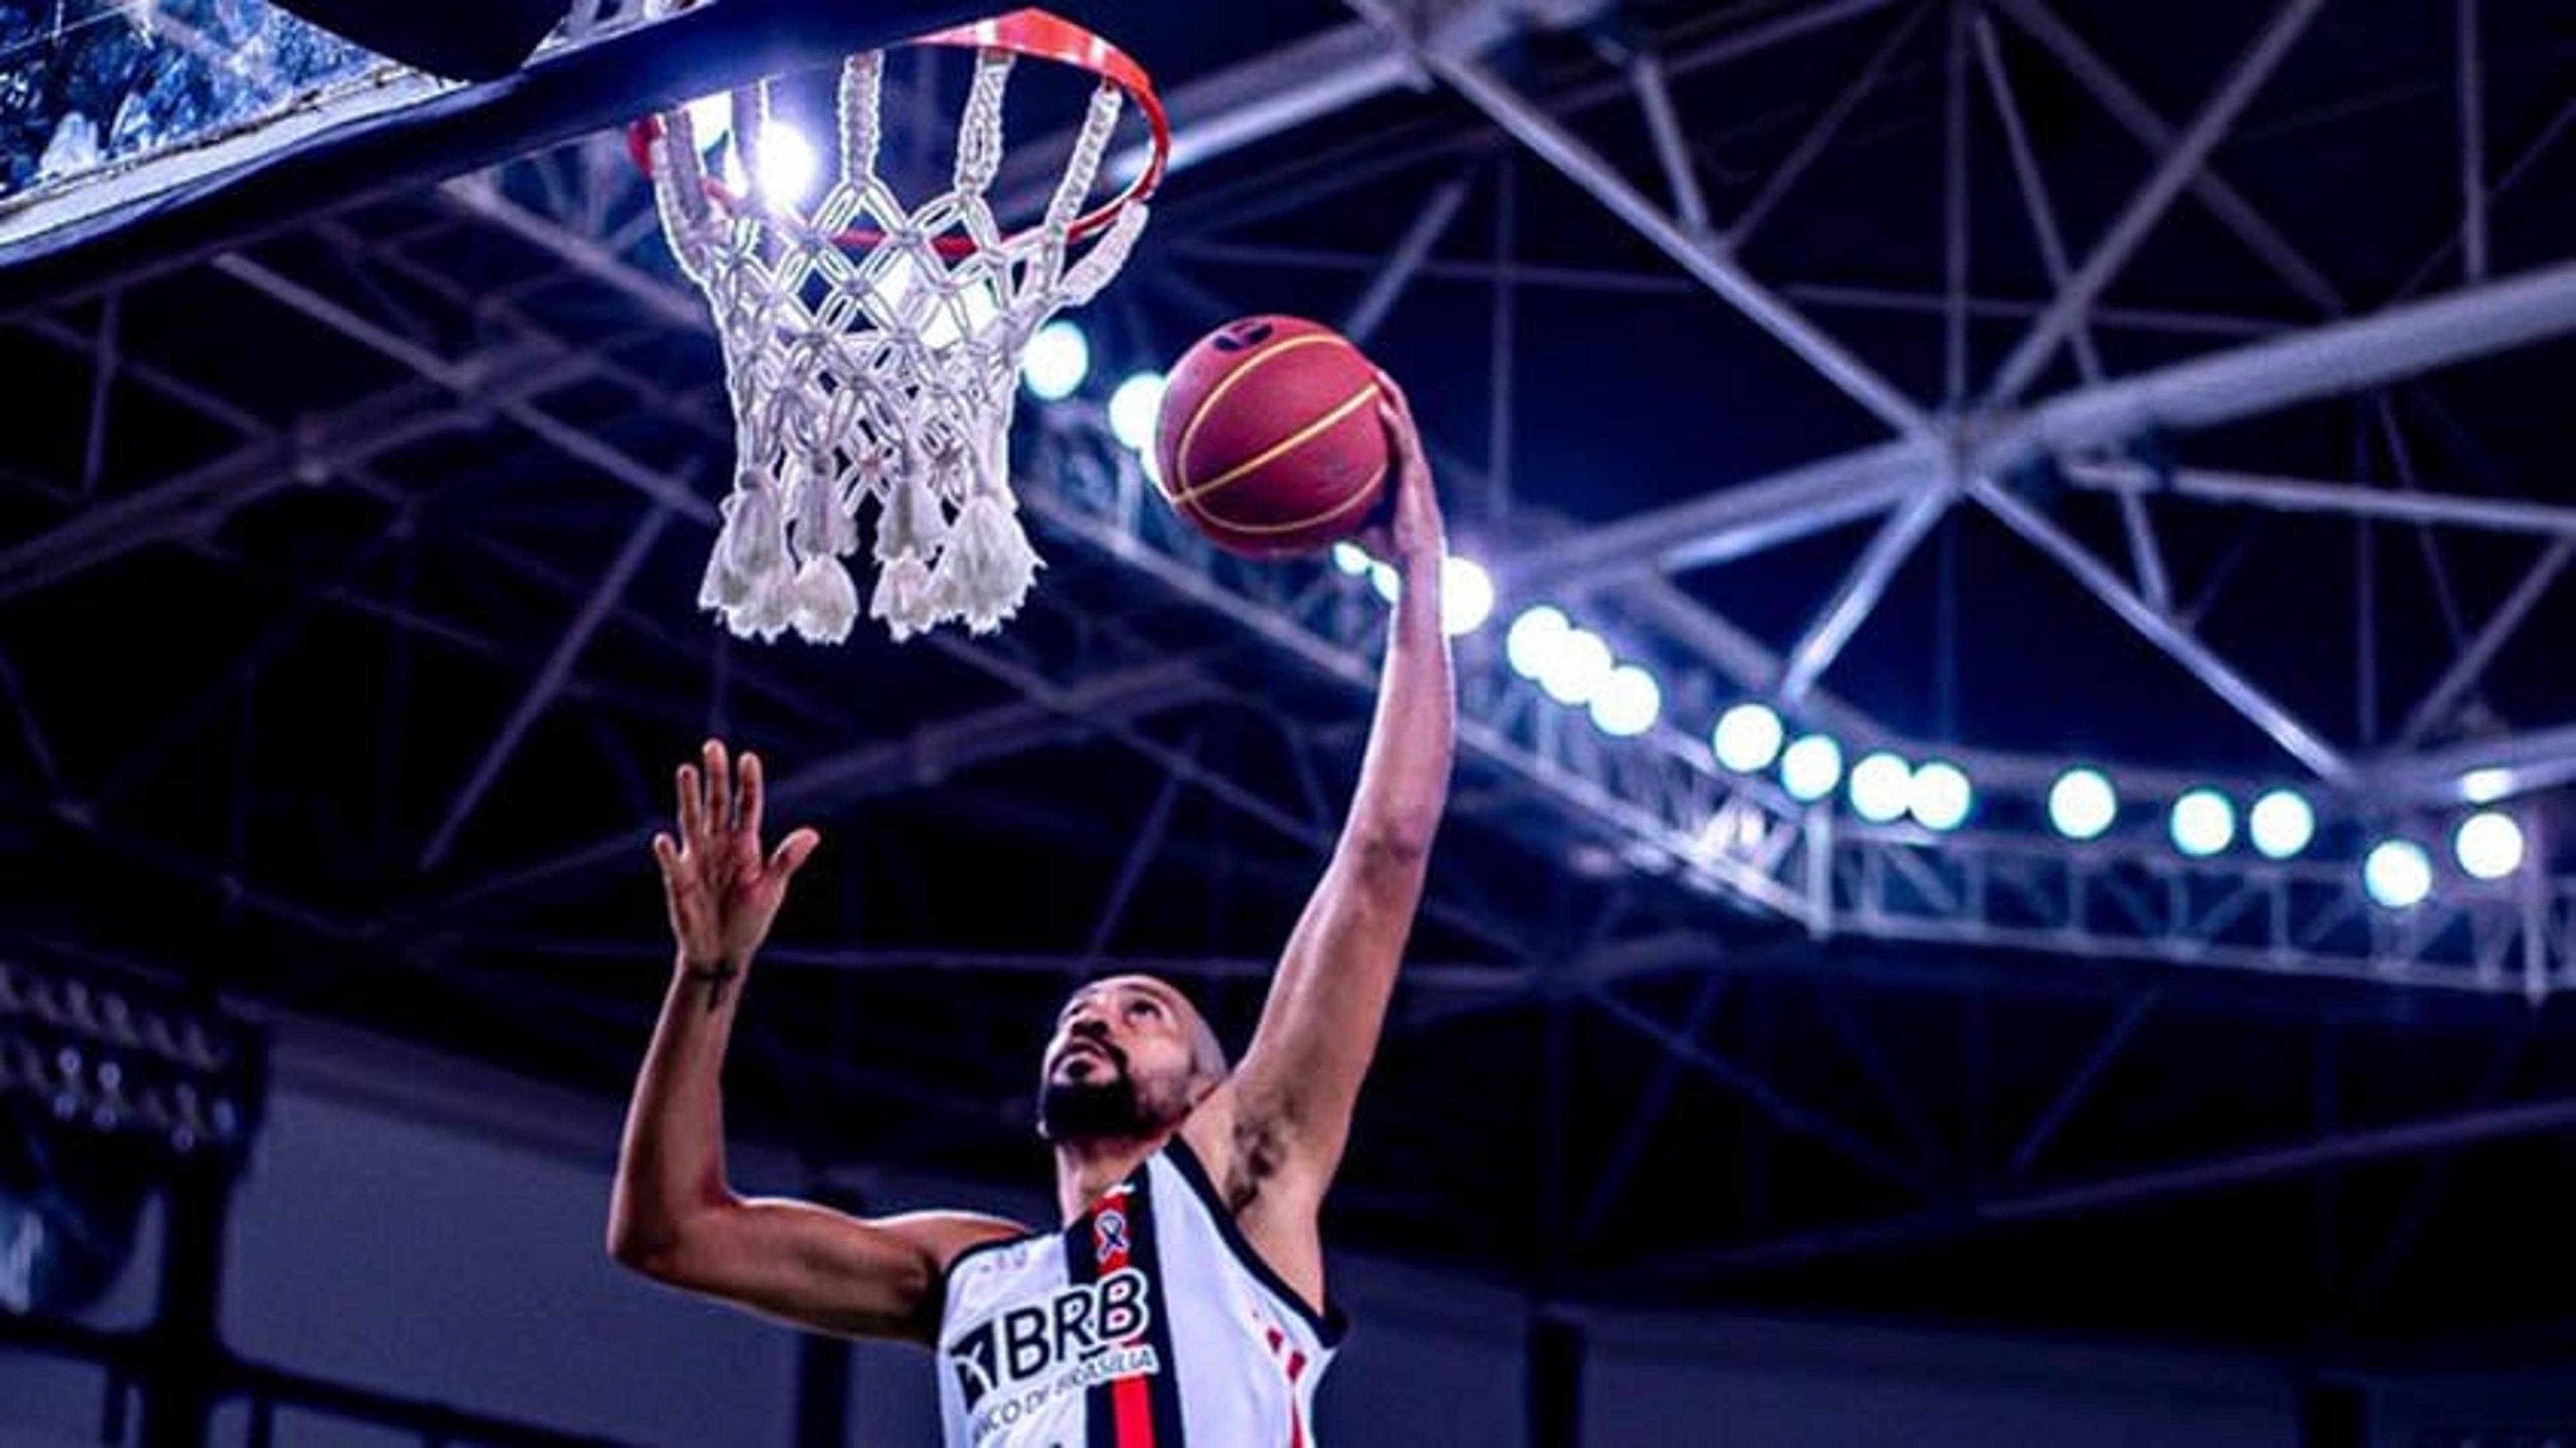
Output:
[1152,316,1390,558]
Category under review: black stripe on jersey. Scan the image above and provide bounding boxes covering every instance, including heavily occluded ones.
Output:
[1061,1200,1116,1448]
[1126,1169,1190,1445]
[1162,1135,1350,1347]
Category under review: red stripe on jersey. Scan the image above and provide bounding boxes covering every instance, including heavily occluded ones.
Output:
[1091,1196,1157,1448]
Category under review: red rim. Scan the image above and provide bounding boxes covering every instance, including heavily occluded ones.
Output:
[625,8,1169,258]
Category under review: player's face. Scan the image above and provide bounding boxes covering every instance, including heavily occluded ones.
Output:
[1036,977,1202,1141]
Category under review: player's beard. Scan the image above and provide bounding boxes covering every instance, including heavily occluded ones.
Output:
[1038,1059,1155,1141]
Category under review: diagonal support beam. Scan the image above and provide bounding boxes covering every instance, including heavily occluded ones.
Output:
[1342,172,1475,346]
[1984,0,2330,407]
[1083,735,1197,962]
[1501,439,1937,594]
[437,657,1229,915]
[2006,990,2157,1180]
[1989,0,2345,315]
[0,645,60,794]
[1592,988,1932,1199]
[1351,0,1935,441]
[1778,477,1953,703]
[1574,975,1728,1248]
[419,504,675,870]
[1970,473,2353,784]
[1975,12,2171,612]
[1728,3,1930,252]
[1627,50,1710,238]
[2395,537,2573,750]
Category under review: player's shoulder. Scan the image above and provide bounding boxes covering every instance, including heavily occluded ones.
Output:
[883,1209,1037,1274]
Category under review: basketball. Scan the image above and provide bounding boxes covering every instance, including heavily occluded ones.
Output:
[1152,315,1391,558]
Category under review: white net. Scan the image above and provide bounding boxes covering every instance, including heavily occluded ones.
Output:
[644,36,1147,644]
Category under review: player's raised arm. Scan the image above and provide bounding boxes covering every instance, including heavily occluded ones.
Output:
[1228,378,1457,1195]
[607,740,1022,1343]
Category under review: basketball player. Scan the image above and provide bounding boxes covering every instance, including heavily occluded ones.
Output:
[609,380,1454,1445]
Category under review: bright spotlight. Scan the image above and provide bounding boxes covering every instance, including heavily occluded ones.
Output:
[1537,628,1614,707]
[2454,811,2525,882]
[2048,768,2117,841]
[1107,372,1166,453]
[1368,563,1400,603]
[1779,734,1844,804]
[1848,752,1913,825]
[2169,788,2236,859]
[1505,607,1570,682]
[1910,760,1972,832]
[743,123,818,203]
[2364,839,2434,909]
[1021,320,1090,401]
[1711,703,1785,775]
[2248,789,2315,861]
[1440,555,1495,637]
[1331,541,1371,576]
[1589,665,1662,738]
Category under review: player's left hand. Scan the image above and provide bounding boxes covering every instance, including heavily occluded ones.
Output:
[1358,370,1446,573]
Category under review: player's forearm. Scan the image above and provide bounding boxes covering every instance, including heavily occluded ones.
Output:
[608,954,749,1267]
[1346,550,1454,856]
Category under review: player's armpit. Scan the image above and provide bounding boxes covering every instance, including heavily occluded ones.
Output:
[614,1200,1027,1345]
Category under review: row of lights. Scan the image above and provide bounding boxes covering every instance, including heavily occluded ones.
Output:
[1710,703,2530,909]
[1028,331,2543,912]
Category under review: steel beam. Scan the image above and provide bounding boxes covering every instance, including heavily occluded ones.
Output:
[1601,1091,2576,1288]
[1969,474,2352,784]
[2395,539,2574,749]
[1984,0,2330,406]
[1988,0,2346,315]
[1987,256,2576,469]
[437,657,1228,915]
[1728,3,1930,252]
[1777,479,1953,704]
[419,504,676,870]
[1352,0,1935,441]
[2063,460,2576,538]
[1499,440,1935,593]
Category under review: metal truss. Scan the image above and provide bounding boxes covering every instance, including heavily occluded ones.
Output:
[7,1,2576,1361]
[12,0,2576,1004]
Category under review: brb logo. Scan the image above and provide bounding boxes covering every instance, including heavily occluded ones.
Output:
[947,1269,1155,1409]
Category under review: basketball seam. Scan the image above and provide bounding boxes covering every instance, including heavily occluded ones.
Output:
[1171,384,1382,508]
[1170,332,1362,494]
[1196,457,1390,537]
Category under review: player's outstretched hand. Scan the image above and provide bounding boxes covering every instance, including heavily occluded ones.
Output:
[651,739,820,971]
[1360,370,1446,572]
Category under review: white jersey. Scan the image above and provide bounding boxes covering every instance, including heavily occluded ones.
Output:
[936,1137,1343,1448]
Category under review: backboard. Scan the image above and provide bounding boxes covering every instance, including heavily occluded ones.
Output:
[0,0,1018,309]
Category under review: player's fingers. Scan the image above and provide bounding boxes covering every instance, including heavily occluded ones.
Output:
[1373,368,1417,425]
[704,738,733,832]
[651,831,680,874]
[739,751,765,843]
[769,827,820,880]
[676,764,704,845]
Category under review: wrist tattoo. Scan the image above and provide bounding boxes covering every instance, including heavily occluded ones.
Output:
[686,959,741,1014]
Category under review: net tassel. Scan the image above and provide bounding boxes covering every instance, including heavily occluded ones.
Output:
[793,451,860,558]
[873,456,950,563]
[702,476,791,633]
[930,475,1042,635]
[869,554,939,642]
[789,556,859,643]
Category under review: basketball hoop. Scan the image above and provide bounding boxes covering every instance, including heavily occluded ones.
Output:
[631,7,1169,643]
